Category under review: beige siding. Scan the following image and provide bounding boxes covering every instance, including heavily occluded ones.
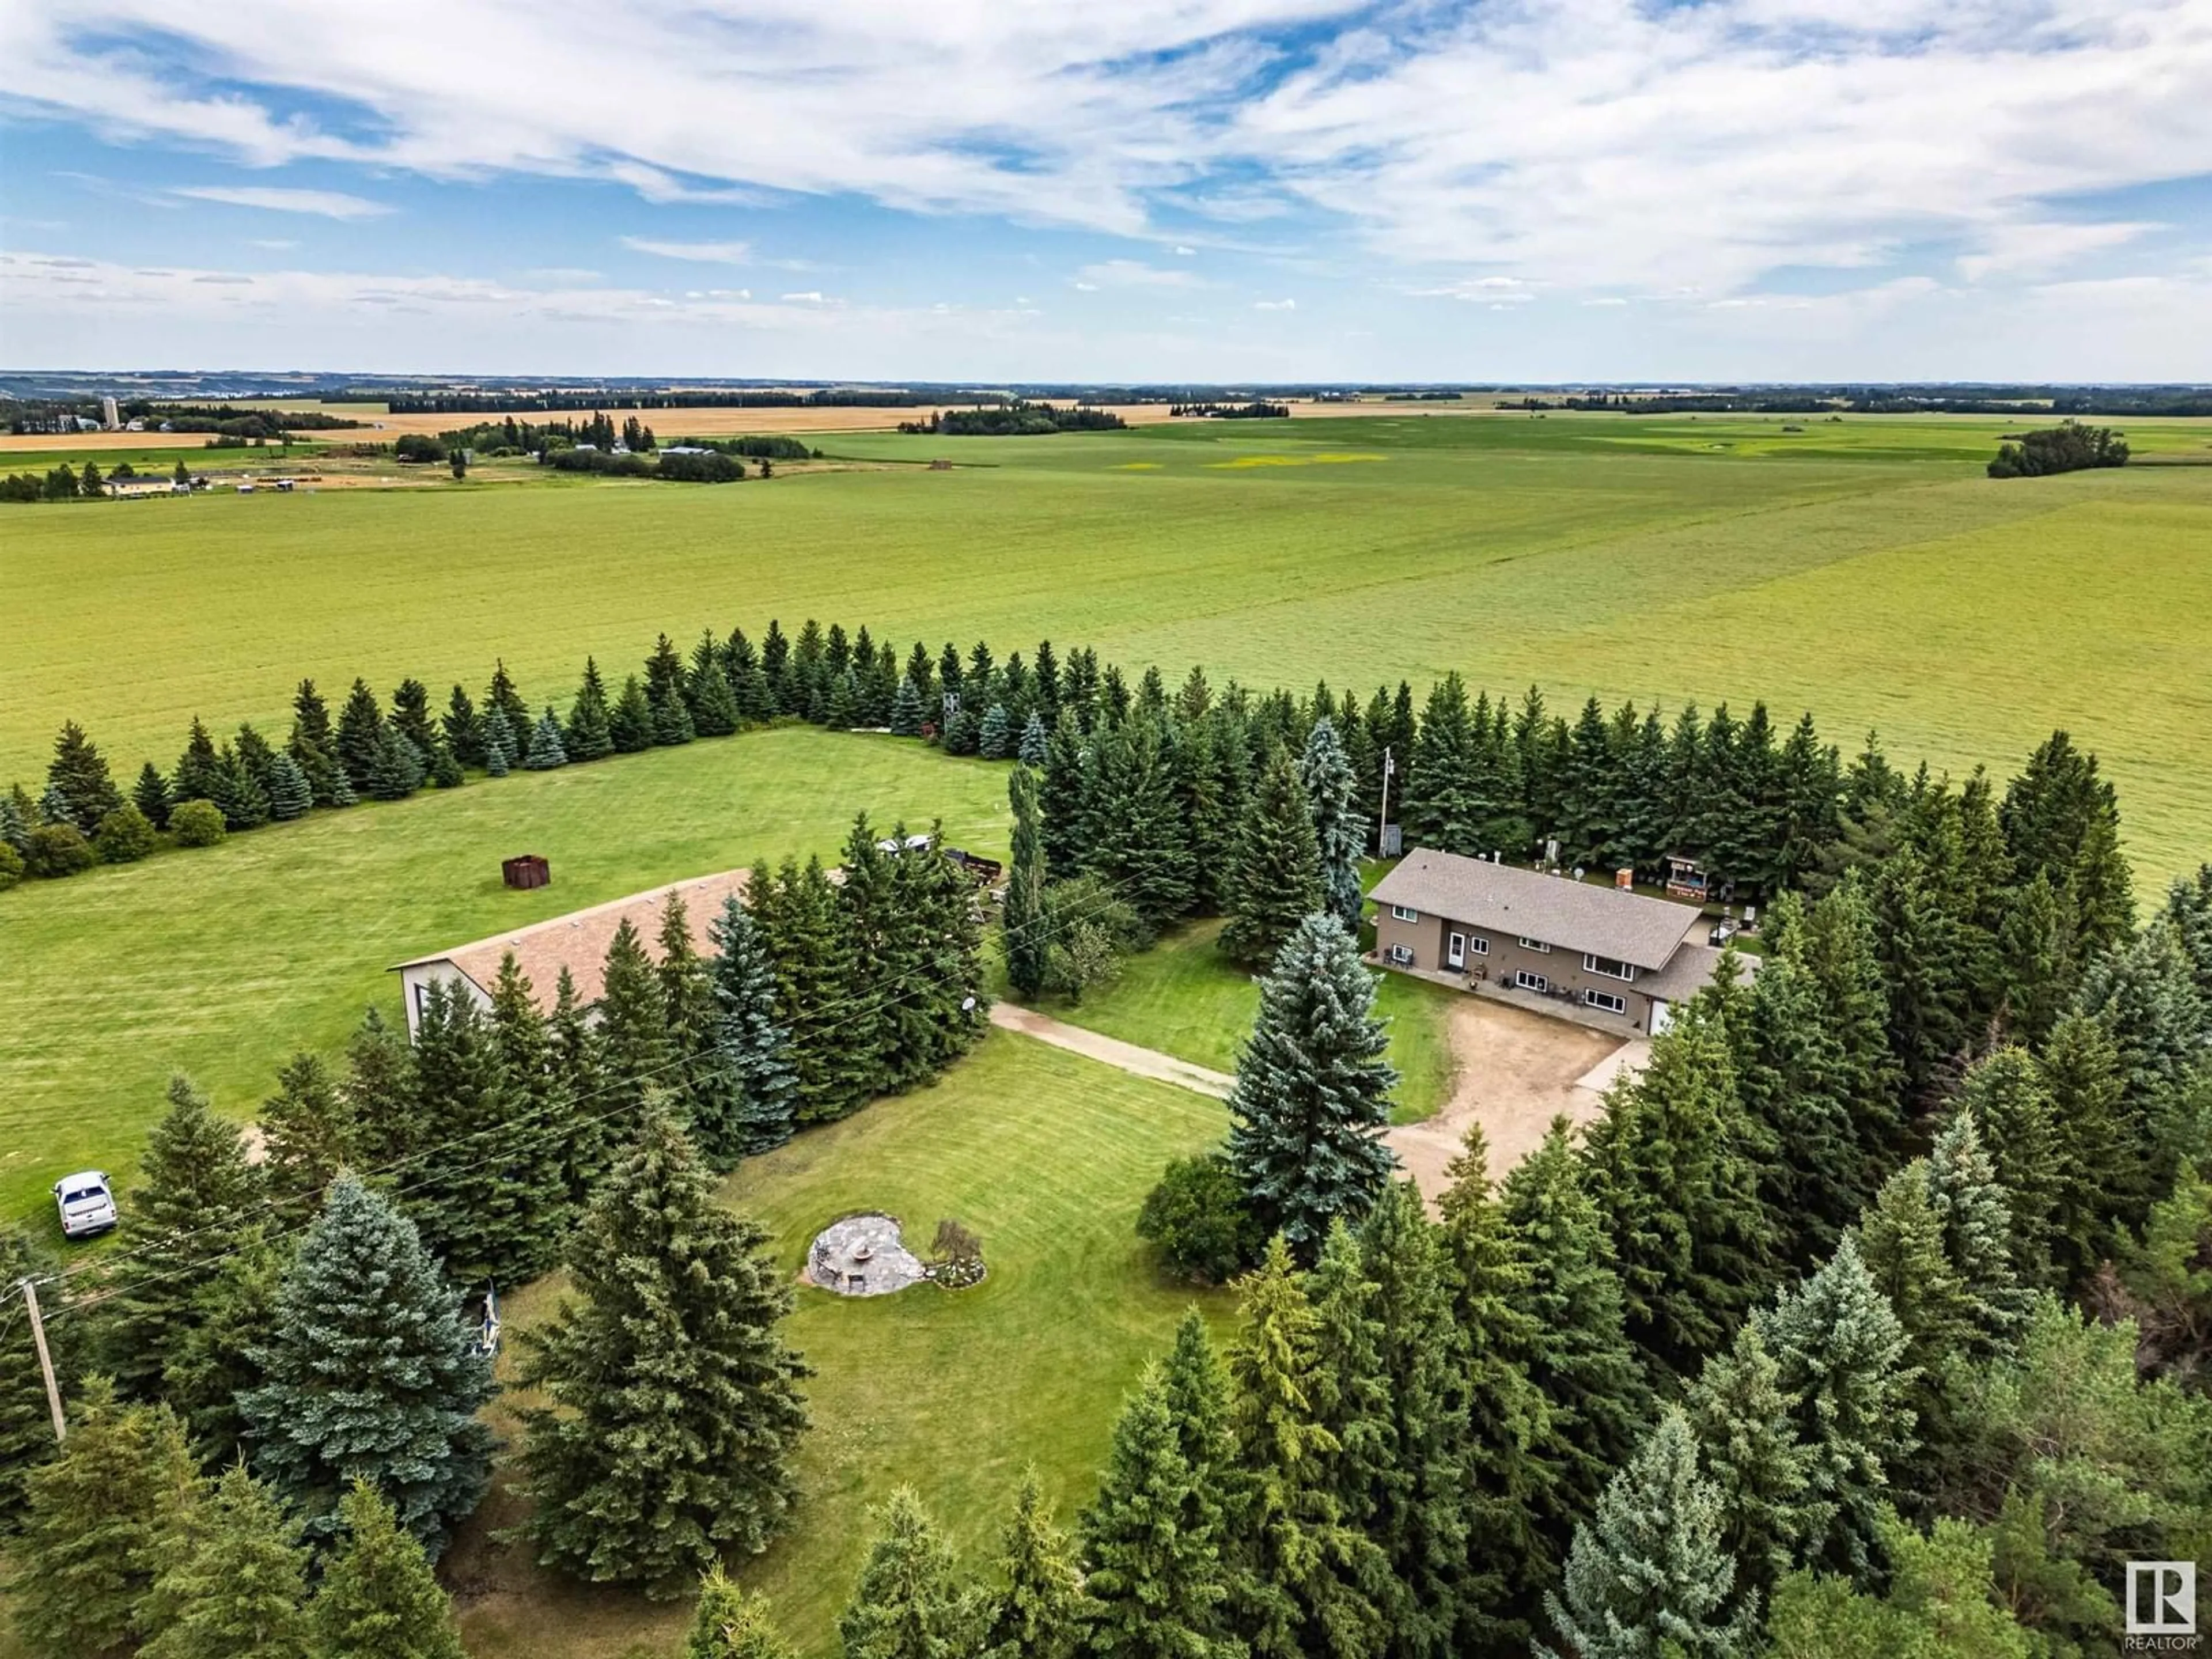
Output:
[1372,904,1660,1031]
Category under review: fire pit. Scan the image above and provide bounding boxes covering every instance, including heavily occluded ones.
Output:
[806,1213,926,1297]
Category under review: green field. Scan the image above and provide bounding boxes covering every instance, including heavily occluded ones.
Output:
[0,728,1010,1226]
[7,411,2208,887]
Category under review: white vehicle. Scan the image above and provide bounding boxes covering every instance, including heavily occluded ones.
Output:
[53,1171,118,1240]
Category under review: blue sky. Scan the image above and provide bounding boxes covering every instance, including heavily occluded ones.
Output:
[2,1,2209,381]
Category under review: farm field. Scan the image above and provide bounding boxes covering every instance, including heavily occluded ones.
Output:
[441,1033,1229,1659]
[0,728,1011,1226]
[9,411,2208,884]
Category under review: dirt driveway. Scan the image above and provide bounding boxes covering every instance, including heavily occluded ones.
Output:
[1386,998,1644,1205]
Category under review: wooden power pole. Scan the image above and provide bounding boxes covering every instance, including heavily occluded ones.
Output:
[20,1278,66,1444]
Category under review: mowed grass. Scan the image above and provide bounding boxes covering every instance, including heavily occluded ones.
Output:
[448,1032,1229,1659]
[7,411,2209,883]
[1035,915,1459,1126]
[0,728,1012,1227]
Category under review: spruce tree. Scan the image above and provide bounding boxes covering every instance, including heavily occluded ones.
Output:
[594,915,673,1113]
[442,683,484,768]
[838,1486,987,1659]
[164,1240,282,1466]
[1404,672,1483,855]
[43,719,123,834]
[1855,1160,1975,1398]
[1951,1046,2062,1283]
[608,673,655,752]
[1500,1119,1653,1556]
[101,1073,265,1399]
[705,893,800,1157]
[1220,743,1325,969]
[1754,1237,1915,1579]
[1040,709,1089,877]
[259,1051,357,1211]
[9,1379,198,1655]
[483,953,581,1257]
[523,706,568,769]
[173,716,226,807]
[2038,1012,2137,1274]
[658,892,727,1145]
[549,966,615,1205]
[365,724,421,800]
[1004,764,1051,999]
[982,1470,1088,1659]
[1017,710,1050,767]
[134,759,174,829]
[240,1177,495,1554]
[481,704,515,776]
[1086,715,1196,928]
[1080,1364,1238,1659]
[827,817,899,1103]
[1539,1407,1755,1659]
[687,634,743,737]
[1299,716,1368,931]
[1922,1112,2031,1346]
[752,857,854,1123]
[389,677,438,760]
[1585,1003,1773,1380]
[978,701,1013,759]
[1224,912,1399,1259]
[338,1005,421,1169]
[687,1570,793,1659]
[485,657,531,747]
[565,657,616,760]
[264,751,314,820]
[137,1464,309,1659]
[334,679,387,793]
[1684,1321,1822,1607]
[1791,883,1904,1188]
[1225,1237,1385,1659]
[889,673,925,737]
[305,1479,467,1659]
[514,1108,809,1597]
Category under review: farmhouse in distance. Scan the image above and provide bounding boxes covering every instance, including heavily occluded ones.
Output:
[1368,847,1748,1035]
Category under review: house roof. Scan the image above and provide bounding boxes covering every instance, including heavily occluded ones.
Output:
[389,868,751,1014]
[1636,941,1757,1002]
[1369,849,1698,969]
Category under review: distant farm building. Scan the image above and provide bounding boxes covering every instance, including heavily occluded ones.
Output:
[389,868,749,1038]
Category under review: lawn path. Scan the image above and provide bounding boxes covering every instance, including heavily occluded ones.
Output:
[988,1003,1234,1098]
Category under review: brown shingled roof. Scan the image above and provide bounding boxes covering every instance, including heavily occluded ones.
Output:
[390,868,751,1014]
[1369,849,1696,969]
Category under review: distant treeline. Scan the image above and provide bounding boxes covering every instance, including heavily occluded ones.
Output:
[898,402,1129,437]
[1169,402,1290,419]
[541,447,749,483]
[136,402,363,433]
[1988,421,2130,479]
[369,388,1010,414]
[673,435,820,461]
[1516,386,2212,417]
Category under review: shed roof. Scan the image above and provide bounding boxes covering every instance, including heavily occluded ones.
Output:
[1369,849,1695,969]
[390,868,750,1014]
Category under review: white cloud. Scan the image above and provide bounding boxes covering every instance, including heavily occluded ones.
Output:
[780,289,830,303]
[1173,244,1196,255]
[1254,297,1296,310]
[1076,259,1202,289]
[249,237,298,249]
[620,236,751,263]
[173,185,392,219]
[1582,296,1629,306]
[1071,281,1100,291]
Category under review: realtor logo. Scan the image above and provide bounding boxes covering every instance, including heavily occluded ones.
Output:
[2128,1562,2198,1649]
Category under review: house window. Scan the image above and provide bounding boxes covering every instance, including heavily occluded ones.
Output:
[1584,988,1628,1015]
[1582,953,1636,982]
[1515,969,1550,993]
[1466,935,1490,956]
[1388,944,1415,967]
[1391,904,1419,922]
[1517,937,1552,953]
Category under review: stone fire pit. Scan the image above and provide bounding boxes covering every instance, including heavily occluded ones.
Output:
[805,1213,927,1297]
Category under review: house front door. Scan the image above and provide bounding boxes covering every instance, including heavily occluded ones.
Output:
[1446,931,1467,969]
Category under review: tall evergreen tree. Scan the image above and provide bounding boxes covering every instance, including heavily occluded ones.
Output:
[1754,1237,1915,1579]
[1080,1363,1240,1659]
[1500,1118,1653,1556]
[306,1479,467,1659]
[441,683,484,768]
[565,657,616,760]
[838,1486,987,1659]
[978,702,1013,759]
[259,1051,357,1211]
[137,1464,309,1659]
[608,673,654,753]
[1221,743,1325,968]
[523,706,569,769]
[656,892,724,1135]
[289,680,347,806]
[132,759,174,829]
[889,673,925,738]
[1018,710,1051,767]
[1085,715,1196,927]
[547,965,614,1206]
[1040,708,1090,877]
[1585,1004,1772,1380]
[706,893,800,1158]
[1684,1321,1821,1610]
[1005,764,1051,999]
[173,715,226,806]
[514,1108,809,1598]
[1999,730,2134,957]
[752,857,858,1123]
[485,658,530,748]
[687,632,743,737]
[101,1073,266,1399]
[594,915,673,1114]
[264,751,313,819]
[43,719,123,834]
[1225,913,1400,1259]
[334,679,387,794]
[1921,1111,2031,1346]
[241,1177,495,1554]
[982,1474,1086,1659]
[1950,1047,2062,1283]
[480,704,516,775]
[1789,884,1906,1183]
[1404,672,1483,855]
[1539,1407,1756,1659]
[1298,716,1368,932]
[9,1379,198,1656]
[2037,1012,2138,1273]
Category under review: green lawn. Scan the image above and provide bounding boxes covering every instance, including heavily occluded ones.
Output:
[448,1031,1229,1659]
[1029,916,1459,1126]
[8,411,2208,884]
[0,728,1012,1228]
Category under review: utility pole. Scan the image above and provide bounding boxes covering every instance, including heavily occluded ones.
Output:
[20,1278,66,1444]
[1377,745,1395,855]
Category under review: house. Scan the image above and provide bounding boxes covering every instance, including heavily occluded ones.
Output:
[388,867,750,1038]
[1368,847,1749,1035]
[105,475,186,498]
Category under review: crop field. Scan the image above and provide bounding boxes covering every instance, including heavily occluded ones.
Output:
[0,728,1012,1225]
[444,1033,1229,1659]
[8,410,2209,885]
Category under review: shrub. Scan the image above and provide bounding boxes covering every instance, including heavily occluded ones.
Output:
[169,799,227,847]
[0,842,21,890]
[22,823,96,879]
[1137,1154,1263,1286]
[92,804,158,863]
